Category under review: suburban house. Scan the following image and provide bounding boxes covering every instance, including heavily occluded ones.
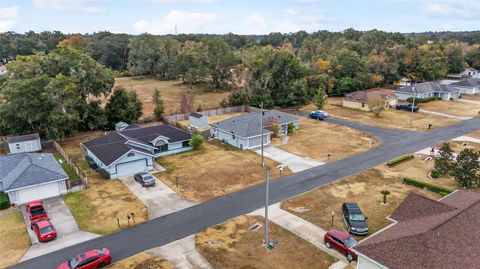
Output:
[393,77,412,87]
[189,112,209,129]
[450,78,480,95]
[82,124,192,178]
[354,190,480,269]
[6,133,42,154]
[0,153,68,204]
[394,82,461,101]
[343,88,398,111]
[210,110,299,150]
[447,67,478,79]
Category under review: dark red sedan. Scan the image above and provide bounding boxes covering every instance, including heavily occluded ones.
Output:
[324,229,358,262]
[26,200,48,223]
[31,219,57,242]
[57,248,111,269]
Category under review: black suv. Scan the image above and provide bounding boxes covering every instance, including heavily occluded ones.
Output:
[342,202,369,235]
[395,103,419,112]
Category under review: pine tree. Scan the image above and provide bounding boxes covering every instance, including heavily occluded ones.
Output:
[314,87,328,110]
[153,89,164,121]
[433,143,455,177]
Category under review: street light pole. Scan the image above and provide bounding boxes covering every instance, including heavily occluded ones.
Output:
[409,86,417,127]
[264,166,270,249]
[260,102,264,167]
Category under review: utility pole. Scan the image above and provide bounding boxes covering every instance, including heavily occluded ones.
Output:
[264,166,270,249]
[409,86,417,127]
[175,25,177,35]
[260,102,264,167]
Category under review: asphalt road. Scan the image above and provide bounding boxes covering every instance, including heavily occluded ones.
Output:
[11,117,480,269]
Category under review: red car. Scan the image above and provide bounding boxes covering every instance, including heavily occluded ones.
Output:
[324,229,358,262]
[57,248,111,269]
[26,200,48,223]
[31,219,57,242]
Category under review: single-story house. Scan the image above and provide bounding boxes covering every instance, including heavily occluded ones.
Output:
[82,123,192,179]
[189,112,209,129]
[343,88,398,112]
[6,133,42,154]
[210,110,299,150]
[0,153,68,204]
[393,77,413,87]
[354,190,480,269]
[446,67,478,79]
[395,82,460,101]
[450,78,480,95]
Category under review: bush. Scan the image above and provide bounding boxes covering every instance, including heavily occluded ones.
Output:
[406,96,441,104]
[97,169,111,179]
[386,154,414,167]
[0,192,10,209]
[430,169,441,178]
[287,122,295,133]
[189,134,204,150]
[403,178,453,196]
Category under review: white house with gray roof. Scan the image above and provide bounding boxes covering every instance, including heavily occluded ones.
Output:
[395,82,461,101]
[0,153,68,204]
[450,78,480,95]
[6,133,42,154]
[210,110,299,150]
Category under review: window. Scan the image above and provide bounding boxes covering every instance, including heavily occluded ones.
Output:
[127,152,135,157]
[182,141,189,148]
[16,144,20,149]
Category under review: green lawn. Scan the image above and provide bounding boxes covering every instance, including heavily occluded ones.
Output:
[54,153,79,180]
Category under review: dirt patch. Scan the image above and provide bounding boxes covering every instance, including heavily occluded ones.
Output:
[155,141,291,202]
[418,100,480,117]
[107,252,174,269]
[0,212,30,269]
[196,216,337,269]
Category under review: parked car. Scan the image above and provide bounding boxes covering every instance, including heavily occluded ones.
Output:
[134,172,155,187]
[312,110,329,117]
[26,200,47,222]
[308,111,326,120]
[57,248,111,269]
[324,229,358,262]
[342,202,369,235]
[395,103,419,112]
[31,219,57,242]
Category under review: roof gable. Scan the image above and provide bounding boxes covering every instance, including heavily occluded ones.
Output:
[389,192,455,222]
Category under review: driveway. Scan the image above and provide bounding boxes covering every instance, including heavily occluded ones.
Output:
[20,197,99,261]
[254,146,324,173]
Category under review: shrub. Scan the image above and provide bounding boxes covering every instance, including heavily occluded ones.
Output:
[189,134,204,150]
[287,122,295,134]
[386,154,414,167]
[403,178,453,196]
[406,96,441,104]
[430,169,442,178]
[0,192,10,209]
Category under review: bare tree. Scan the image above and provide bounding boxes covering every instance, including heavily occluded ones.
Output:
[368,99,386,118]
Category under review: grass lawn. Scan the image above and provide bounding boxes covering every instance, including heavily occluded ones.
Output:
[59,133,148,235]
[461,94,480,102]
[279,118,380,163]
[107,252,174,269]
[113,77,230,117]
[468,130,480,139]
[0,212,30,269]
[53,153,79,180]
[418,100,480,117]
[196,215,337,269]
[155,141,291,202]
[303,97,458,131]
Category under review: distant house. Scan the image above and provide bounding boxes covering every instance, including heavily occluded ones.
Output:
[393,77,413,87]
[189,112,209,129]
[83,124,192,178]
[210,110,299,150]
[354,190,480,269]
[0,153,68,204]
[6,133,42,154]
[394,82,460,101]
[446,67,478,79]
[343,88,398,112]
[450,78,480,95]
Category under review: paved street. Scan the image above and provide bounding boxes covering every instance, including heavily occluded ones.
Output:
[11,117,480,269]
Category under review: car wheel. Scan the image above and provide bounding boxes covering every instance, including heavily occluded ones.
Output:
[325,241,331,248]
[98,262,106,268]
[347,253,353,263]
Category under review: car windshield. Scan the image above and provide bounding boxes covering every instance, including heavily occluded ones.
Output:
[40,225,54,234]
[143,176,153,181]
[68,257,79,269]
[350,214,365,221]
[344,237,357,248]
[31,208,46,217]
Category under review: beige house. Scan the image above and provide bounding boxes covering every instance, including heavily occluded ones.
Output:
[343,88,398,112]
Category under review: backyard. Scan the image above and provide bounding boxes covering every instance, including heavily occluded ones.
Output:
[418,100,480,117]
[196,215,337,269]
[107,252,174,269]
[0,211,30,269]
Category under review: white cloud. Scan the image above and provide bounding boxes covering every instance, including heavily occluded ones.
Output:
[424,0,480,18]
[0,6,19,32]
[133,10,218,34]
[32,0,106,13]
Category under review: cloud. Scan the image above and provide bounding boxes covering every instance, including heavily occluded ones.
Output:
[133,10,218,34]
[0,6,19,32]
[32,0,106,13]
[423,0,480,18]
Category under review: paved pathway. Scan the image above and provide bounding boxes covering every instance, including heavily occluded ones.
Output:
[254,146,324,173]
[419,109,472,120]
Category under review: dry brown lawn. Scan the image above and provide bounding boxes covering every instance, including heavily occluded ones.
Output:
[303,97,458,131]
[177,112,246,129]
[468,130,480,139]
[107,252,174,269]
[439,140,480,153]
[0,212,30,268]
[59,133,148,235]
[155,141,291,202]
[462,94,480,102]
[418,100,480,117]
[113,77,230,117]
[196,215,337,269]
[279,118,380,162]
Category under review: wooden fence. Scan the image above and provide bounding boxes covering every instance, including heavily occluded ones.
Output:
[162,105,260,124]
[52,141,89,189]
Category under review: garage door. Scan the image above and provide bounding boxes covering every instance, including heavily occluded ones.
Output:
[116,159,147,178]
[17,182,61,204]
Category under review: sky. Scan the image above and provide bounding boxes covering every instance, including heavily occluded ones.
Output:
[0,0,480,35]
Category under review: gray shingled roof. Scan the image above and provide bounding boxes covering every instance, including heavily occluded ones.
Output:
[6,133,40,143]
[0,153,68,191]
[451,78,480,87]
[189,112,205,119]
[396,82,460,94]
[211,110,299,138]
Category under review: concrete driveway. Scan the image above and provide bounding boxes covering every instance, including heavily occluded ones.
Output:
[254,146,324,173]
[20,197,99,261]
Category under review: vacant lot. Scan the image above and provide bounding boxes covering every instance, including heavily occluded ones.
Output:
[196,215,337,269]
[114,77,230,117]
[107,252,173,269]
[462,94,480,102]
[304,97,457,131]
[177,112,246,129]
[418,100,480,117]
[60,133,148,235]
[279,118,379,162]
[0,211,30,268]
[155,141,291,202]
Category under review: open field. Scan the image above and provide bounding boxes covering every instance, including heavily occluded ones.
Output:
[0,212,30,269]
[155,141,291,202]
[177,112,246,129]
[196,215,337,269]
[462,94,480,102]
[418,100,480,117]
[59,133,148,235]
[279,118,380,163]
[107,252,174,269]
[303,97,458,131]
[114,77,230,117]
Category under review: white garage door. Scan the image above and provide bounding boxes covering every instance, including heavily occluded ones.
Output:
[17,182,61,204]
[116,159,147,178]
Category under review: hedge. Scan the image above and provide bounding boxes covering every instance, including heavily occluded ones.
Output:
[0,192,10,210]
[386,154,414,167]
[406,96,441,104]
[403,177,453,196]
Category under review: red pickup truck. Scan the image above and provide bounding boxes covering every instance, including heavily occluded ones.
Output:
[26,200,48,223]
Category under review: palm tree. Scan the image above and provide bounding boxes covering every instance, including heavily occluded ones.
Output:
[381,190,391,204]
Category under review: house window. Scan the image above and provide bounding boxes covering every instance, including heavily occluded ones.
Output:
[16,144,20,149]
[127,152,135,157]
[182,141,190,148]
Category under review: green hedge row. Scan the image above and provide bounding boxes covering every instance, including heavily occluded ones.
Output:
[386,154,414,167]
[406,96,441,104]
[0,192,10,210]
[403,177,453,196]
